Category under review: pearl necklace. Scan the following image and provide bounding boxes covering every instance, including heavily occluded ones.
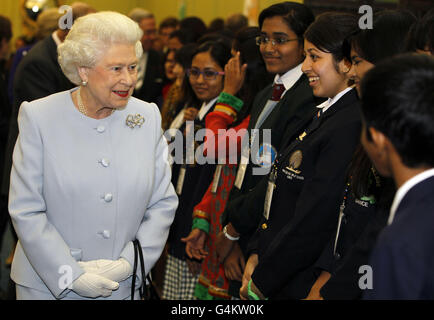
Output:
[76,86,88,116]
[76,87,115,117]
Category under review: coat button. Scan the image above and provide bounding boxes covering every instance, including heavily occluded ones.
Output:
[261,223,268,230]
[334,252,341,260]
[104,193,113,202]
[100,158,110,167]
[96,125,105,133]
[102,230,111,239]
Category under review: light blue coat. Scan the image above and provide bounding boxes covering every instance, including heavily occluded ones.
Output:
[9,88,178,299]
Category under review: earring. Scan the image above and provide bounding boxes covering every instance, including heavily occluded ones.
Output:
[81,80,88,86]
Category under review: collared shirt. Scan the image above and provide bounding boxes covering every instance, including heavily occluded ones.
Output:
[273,63,303,99]
[135,51,149,90]
[197,97,218,121]
[52,31,62,47]
[316,87,353,114]
[388,168,434,225]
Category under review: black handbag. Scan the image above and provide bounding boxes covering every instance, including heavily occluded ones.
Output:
[131,239,161,300]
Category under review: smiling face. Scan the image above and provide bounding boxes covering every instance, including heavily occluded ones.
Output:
[259,16,304,75]
[79,43,138,111]
[348,47,375,97]
[189,51,224,103]
[302,40,351,98]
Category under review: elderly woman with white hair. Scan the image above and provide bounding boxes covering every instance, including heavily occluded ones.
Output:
[8,11,178,300]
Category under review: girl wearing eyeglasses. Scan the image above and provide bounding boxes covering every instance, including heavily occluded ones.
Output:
[162,39,232,300]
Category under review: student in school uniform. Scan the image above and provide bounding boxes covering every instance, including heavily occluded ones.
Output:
[239,12,361,300]
[214,2,319,298]
[162,39,232,300]
[360,54,434,299]
[305,9,416,300]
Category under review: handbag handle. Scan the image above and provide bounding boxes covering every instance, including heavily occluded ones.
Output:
[131,239,147,300]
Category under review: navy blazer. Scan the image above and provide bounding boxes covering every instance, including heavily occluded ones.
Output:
[364,175,434,300]
[250,88,361,299]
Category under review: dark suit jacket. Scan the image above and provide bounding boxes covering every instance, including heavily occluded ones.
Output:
[167,104,216,259]
[319,178,394,300]
[222,75,320,237]
[132,49,164,108]
[1,35,74,194]
[250,89,361,299]
[364,175,434,300]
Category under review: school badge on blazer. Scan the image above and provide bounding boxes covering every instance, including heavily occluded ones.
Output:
[287,150,302,174]
[254,143,277,168]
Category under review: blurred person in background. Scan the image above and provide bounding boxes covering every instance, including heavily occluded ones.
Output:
[129,8,165,108]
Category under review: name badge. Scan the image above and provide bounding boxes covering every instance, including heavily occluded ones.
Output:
[211,164,223,194]
[234,148,250,189]
[176,165,187,195]
[263,180,275,220]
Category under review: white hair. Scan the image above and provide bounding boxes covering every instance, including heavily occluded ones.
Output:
[58,11,143,85]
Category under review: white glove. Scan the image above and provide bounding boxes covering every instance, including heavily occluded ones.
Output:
[78,258,133,283]
[71,272,119,298]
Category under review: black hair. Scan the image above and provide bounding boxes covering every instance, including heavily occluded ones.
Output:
[169,29,196,45]
[406,8,434,54]
[305,12,358,64]
[193,38,232,70]
[226,14,248,34]
[0,15,12,42]
[208,18,225,34]
[174,43,197,70]
[159,17,179,31]
[180,16,207,43]
[258,1,314,45]
[174,43,200,109]
[351,10,416,64]
[232,26,272,126]
[361,53,434,168]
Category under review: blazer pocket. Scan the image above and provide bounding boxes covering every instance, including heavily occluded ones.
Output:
[70,248,82,261]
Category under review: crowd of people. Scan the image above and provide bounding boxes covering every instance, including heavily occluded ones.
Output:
[0,1,433,300]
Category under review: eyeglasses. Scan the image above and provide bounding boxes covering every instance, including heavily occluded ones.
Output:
[187,68,225,80]
[255,36,300,47]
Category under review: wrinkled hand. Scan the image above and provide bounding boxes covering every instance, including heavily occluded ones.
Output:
[223,242,245,281]
[186,258,202,276]
[223,52,248,96]
[78,258,132,283]
[239,254,258,300]
[71,272,119,298]
[181,229,208,260]
[183,107,199,121]
[215,231,235,263]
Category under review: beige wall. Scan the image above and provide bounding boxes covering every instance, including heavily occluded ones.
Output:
[0,0,303,51]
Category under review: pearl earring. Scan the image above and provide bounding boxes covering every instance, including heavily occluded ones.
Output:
[81,80,88,86]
